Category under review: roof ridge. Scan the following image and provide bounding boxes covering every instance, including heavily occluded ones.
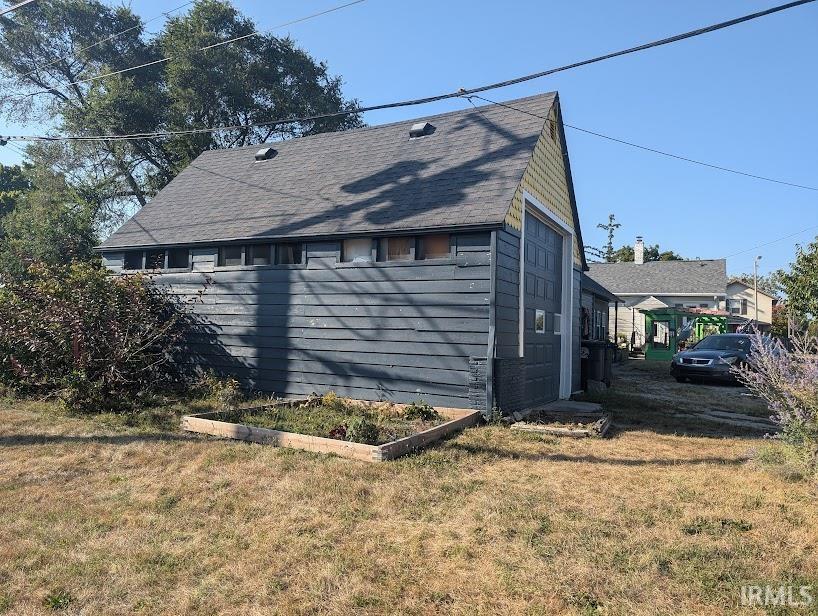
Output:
[200,91,559,155]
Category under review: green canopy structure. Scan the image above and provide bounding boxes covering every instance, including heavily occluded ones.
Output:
[642,308,727,361]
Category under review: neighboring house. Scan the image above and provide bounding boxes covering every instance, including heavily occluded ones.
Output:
[99,92,594,414]
[726,278,774,331]
[585,238,727,349]
[580,273,620,342]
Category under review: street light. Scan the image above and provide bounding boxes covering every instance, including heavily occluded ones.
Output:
[754,255,762,325]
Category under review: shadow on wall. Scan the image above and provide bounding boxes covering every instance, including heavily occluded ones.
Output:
[162,109,530,404]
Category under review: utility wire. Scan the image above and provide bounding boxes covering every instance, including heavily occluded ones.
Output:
[0,0,36,18]
[17,0,196,81]
[1,0,813,142]
[17,0,367,98]
[724,225,818,259]
[468,94,818,192]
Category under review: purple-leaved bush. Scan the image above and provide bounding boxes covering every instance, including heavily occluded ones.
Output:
[733,332,818,470]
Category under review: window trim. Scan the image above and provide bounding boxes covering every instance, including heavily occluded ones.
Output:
[217,245,245,268]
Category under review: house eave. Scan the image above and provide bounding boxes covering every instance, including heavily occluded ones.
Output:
[94,221,504,252]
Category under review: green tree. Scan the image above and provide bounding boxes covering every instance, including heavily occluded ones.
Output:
[0,163,32,222]
[596,214,621,262]
[781,237,818,322]
[610,243,684,262]
[0,0,361,215]
[0,168,97,279]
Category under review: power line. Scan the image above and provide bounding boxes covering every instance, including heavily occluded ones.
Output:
[0,0,36,18]
[467,94,818,192]
[724,225,818,259]
[17,0,196,81]
[1,0,813,142]
[18,0,367,98]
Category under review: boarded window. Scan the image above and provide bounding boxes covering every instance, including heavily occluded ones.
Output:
[419,234,450,260]
[218,246,243,267]
[167,247,190,269]
[380,237,413,261]
[123,251,143,270]
[277,243,302,265]
[247,244,271,266]
[342,238,373,263]
[145,250,166,270]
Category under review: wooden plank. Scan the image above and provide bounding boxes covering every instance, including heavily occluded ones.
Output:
[187,327,488,346]
[181,415,379,462]
[181,406,480,462]
[190,303,489,318]
[192,314,490,333]
[377,410,482,460]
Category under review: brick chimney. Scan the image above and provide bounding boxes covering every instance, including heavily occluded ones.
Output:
[634,236,644,264]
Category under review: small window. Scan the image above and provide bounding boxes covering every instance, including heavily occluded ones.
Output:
[554,313,562,335]
[379,237,413,262]
[218,246,243,267]
[277,243,302,265]
[145,249,166,270]
[247,244,271,266]
[741,299,748,315]
[535,309,545,334]
[699,303,709,308]
[419,234,450,260]
[342,238,373,263]
[124,251,143,270]
[167,247,190,269]
[549,118,557,141]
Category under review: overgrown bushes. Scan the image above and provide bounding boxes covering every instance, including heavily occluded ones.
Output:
[735,333,818,476]
[0,262,203,412]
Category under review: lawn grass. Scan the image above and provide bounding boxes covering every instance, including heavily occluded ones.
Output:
[0,364,816,615]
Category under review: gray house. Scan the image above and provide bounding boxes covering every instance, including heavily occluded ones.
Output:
[99,92,591,414]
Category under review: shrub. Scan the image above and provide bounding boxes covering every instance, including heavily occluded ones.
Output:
[194,372,242,409]
[345,416,379,445]
[0,262,204,412]
[402,400,441,421]
[734,332,818,474]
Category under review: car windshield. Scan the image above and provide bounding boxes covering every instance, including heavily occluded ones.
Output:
[693,335,751,352]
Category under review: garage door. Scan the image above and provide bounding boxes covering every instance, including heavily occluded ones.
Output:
[523,210,562,407]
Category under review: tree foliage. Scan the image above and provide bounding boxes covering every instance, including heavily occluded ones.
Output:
[0,0,362,215]
[610,243,684,263]
[596,214,621,263]
[0,166,97,280]
[732,271,785,299]
[0,262,203,411]
[781,237,818,322]
[0,163,32,222]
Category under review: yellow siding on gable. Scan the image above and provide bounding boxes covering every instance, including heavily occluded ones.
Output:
[504,105,582,265]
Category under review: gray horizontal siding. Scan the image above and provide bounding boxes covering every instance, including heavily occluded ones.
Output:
[494,227,521,359]
[135,233,491,408]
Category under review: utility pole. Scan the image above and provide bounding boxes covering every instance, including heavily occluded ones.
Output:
[754,255,762,325]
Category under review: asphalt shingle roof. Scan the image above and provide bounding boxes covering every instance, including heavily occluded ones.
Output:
[585,260,727,296]
[101,92,558,249]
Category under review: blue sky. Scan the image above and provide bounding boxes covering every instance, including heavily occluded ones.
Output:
[1,0,816,276]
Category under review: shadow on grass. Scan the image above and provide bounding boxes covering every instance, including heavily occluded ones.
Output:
[0,433,198,447]
[445,441,750,466]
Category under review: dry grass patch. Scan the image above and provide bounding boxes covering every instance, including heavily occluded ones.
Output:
[1,372,816,615]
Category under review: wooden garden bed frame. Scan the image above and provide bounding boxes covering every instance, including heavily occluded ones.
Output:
[181,400,482,462]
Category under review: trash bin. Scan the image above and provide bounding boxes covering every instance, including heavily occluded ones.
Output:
[581,340,613,387]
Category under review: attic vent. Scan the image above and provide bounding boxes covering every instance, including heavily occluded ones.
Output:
[409,122,435,138]
[254,147,277,161]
